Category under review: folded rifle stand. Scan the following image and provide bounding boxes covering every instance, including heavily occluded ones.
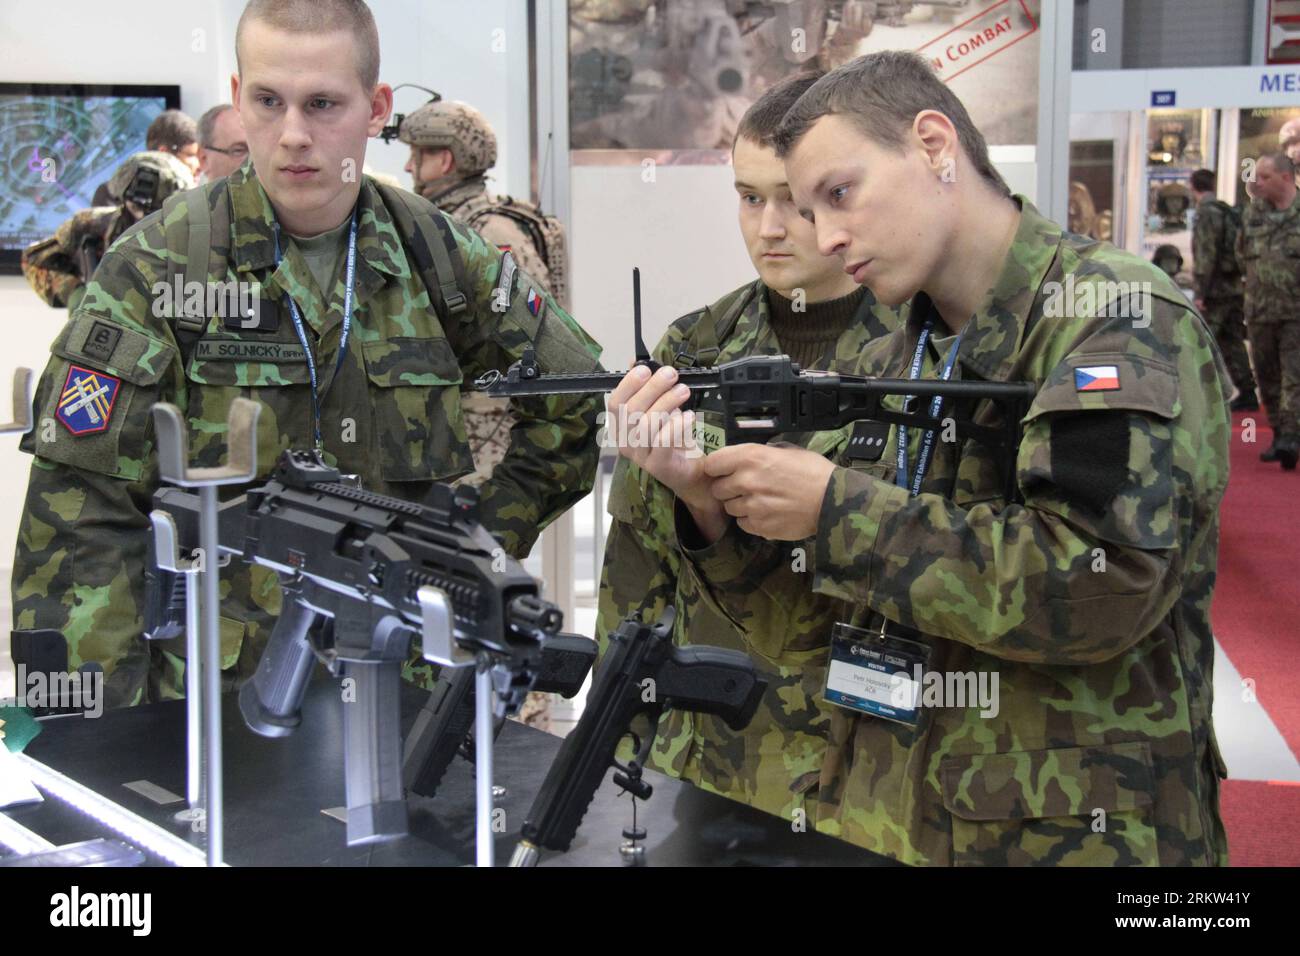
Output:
[414,584,499,868]
[147,399,260,867]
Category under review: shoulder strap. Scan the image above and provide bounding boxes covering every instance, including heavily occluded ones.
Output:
[376,182,469,320]
[150,183,227,363]
[177,190,212,335]
[457,191,499,228]
[679,282,758,367]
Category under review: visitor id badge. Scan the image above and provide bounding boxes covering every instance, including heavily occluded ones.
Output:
[822,622,932,726]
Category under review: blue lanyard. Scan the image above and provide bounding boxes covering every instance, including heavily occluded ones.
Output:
[271,210,359,452]
[895,321,964,497]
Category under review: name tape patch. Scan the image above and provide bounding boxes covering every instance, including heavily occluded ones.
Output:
[194,339,308,363]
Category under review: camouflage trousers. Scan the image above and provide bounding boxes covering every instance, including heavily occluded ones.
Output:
[1245,318,1300,444]
[1202,298,1257,397]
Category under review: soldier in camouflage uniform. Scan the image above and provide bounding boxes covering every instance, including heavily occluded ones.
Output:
[10,0,604,711]
[21,151,195,312]
[1236,153,1300,470]
[399,100,557,296]
[609,52,1232,866]
[1189,168,1256,410]
[598,73,900,822]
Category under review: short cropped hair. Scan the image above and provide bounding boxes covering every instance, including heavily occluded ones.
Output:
[146,110,198,152]
[196,104,235,148]
[1189,169,1216,193]
[1260,152,1297,177]
[774,50,1010,198]
[236,0,380,91]
[735,72,824,150]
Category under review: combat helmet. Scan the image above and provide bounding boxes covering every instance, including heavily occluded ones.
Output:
[108,150,196,213]
[398,100,498,177]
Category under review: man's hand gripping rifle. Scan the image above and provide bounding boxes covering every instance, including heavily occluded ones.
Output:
[474,268,1038,500]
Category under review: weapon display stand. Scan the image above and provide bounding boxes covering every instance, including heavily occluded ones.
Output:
[474,663,495,867]
[414,582,498,867]
[146,399,261,867]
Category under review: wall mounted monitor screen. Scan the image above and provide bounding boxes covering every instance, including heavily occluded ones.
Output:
[0,83,181,273]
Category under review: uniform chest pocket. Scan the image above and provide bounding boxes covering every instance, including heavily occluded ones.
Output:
[182,336,313,471]
[361,337,474,483]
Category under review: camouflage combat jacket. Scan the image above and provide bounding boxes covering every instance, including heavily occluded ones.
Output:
[1235,192,1300,325]
[598,278,900,821]
[21,206,134,311]
[12,164,603,709]
[614,201,1232,866]
[1191,197,1243,304]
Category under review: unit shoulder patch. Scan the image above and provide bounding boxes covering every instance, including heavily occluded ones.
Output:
[57,364,122,435]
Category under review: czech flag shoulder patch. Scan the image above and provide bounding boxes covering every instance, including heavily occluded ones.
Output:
[1074,364,1121,392]
[526,287,544,317]
[57,365,121,436]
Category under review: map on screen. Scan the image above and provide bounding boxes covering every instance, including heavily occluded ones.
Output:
[1,86,176,263]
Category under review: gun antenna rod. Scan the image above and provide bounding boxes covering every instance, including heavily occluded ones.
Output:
[633,267,652,366]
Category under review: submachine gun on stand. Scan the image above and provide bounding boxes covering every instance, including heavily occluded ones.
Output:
[149,443,597,852]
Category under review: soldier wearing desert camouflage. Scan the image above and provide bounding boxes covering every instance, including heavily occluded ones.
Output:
[10,0,603,710]
[400,99,562,300]
[607,51,1232,866]
[397,97,571,494]
[21,151,195,312]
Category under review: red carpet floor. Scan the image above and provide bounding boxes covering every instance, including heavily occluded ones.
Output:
[1220,780,1300,867]
[1212,412,1300,867]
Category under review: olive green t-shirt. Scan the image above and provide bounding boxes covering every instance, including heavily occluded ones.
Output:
[290,216,352,298]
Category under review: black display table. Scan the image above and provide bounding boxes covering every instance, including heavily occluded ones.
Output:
[5,680,892,867]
